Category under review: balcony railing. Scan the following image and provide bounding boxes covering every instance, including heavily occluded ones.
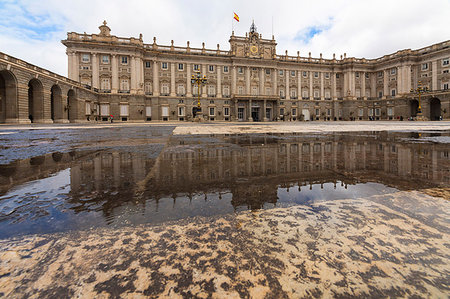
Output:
[118,90,130,94]
[302,97,309,100]
[291,96,298,99]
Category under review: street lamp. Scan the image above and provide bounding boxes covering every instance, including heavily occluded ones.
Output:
[410,81,429,118]
[191,71,207,120]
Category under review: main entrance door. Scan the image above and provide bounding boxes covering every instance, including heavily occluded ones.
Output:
[251,107,260,121]
[266,108,272,121]
[302,109,310,121]
[238,108,244,121]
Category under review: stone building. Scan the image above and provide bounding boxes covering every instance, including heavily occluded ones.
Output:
[1,21,449,123]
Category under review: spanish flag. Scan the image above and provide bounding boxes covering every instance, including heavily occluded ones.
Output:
[233,12,239,22]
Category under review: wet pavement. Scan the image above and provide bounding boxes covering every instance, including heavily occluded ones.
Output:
[0,123,449,298]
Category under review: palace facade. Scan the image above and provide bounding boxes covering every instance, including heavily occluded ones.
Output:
[1,21,449,123]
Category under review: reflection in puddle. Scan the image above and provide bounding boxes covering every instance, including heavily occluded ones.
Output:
[0,131,449,238]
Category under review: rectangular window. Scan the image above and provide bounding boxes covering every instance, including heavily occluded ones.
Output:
[292,108,297,116]
[315,109,320,116]
[368,109,373,116]
[375,108,381,116]
[443,70,449,74]
[314,90,319,98]
[120,79,129,91]
[209,107,215,116]
[82,54,90,62]
[302,90,308,98]
[120,105,129,116]
[238,86,244,95]
[355,72,360,78]
[378,91,383,98]
[238,67,244,74]
[207,85,215,96]
[336,73,340,79]
[161,106,169,117]
[177,84,185,95]
[178,106,185,116]
[121,56,128,64]
[101,78,111,90]
[145,82,152,94]
[314,72,319,78]
[325,73,330,79]
[265,69,271,75]
[280,108,285,116]
[443,83,449,90]
[265,87,271,95]
[279,70,284,76]
[365,73,369,79]
[178,63,184,70]
[443,58,449,66]
[223,66,229,73]
[378,71,383,77]
[422,63,428,70]
[387,107,393,116]
[327,109,331,116]
[391,68,396,75]
[224,107,230,116]
[358,108,364,117]
[100,104,110,116]
[391,89,396,96]
[162,62,168,70]
[209,65,214,72]
[303,71,307,77]
[251,86,258,96]
[161,83,169,95]
[85,102,91,115]
[291,71,296,77]
[223,86,230,96]
[290,89,296,97]
[102,55,109,64]
[193,64,199,71]
[145,61,151,68]
[146,106,152,117]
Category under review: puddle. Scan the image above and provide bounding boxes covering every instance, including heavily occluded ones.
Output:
[0,131,448,239]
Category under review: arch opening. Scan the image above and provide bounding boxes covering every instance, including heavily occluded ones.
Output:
[0,70,18,123]
[28,79,44,123]
[409,100,419,118]
[429,98,441,121]
[67,89,77,122]
[51,85,63,122]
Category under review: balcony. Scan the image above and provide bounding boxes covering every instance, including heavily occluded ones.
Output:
[280,96,286,99]
[302,97,309,100]
[118,90,130,94]
[325,97,331,100]
[291,96,298,99]
[145,92,153,95]
[161,93,169,96]
[100,89,111,93]
[314,97,320,100]
[177,94,186,97]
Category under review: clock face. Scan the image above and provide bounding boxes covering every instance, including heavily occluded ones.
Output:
[250,45,258,55]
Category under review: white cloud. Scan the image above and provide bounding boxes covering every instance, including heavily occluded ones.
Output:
[1,0,449,76]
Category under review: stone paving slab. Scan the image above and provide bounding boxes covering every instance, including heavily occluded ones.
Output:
[1,190,448,298]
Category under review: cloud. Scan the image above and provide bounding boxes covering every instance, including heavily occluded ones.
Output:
[0,0,449,77]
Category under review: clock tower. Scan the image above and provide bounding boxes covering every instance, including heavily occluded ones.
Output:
[229,21,277,59]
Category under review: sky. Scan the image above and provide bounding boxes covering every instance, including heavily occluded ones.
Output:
[1,0,449,77]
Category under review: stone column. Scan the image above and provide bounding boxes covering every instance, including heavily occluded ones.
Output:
[351,71,356,97]
[246,66,250,95]
[432,60,438,91]
[137,57,144,94]
[111,54,118,93]
[186,63,192,97]
[263,99,268,121]
[320,72,324,100]
[309,71,313,100]
[343,71,349,97]
[297,71,301,99]
[259,68,264,95]
[71,52,79,82]
[92,53,99,89]
[285,69,290,100]
[231,66,237,95]
[404,65,411,94]
[217,65,222,98]
[383,70,389,98]
[67,51,74,80]
[370,73,376,98]
[361,72,366,99]
[202,64,207,97]
[153,60,160,96]
[248,99,253,121]
[130,56,137,93]
[272,68,277,96]
[332,71,337,100]
[170,62,176,96]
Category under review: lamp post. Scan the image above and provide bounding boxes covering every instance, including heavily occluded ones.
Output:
[191,71,207,120]
[410,81,429,120]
